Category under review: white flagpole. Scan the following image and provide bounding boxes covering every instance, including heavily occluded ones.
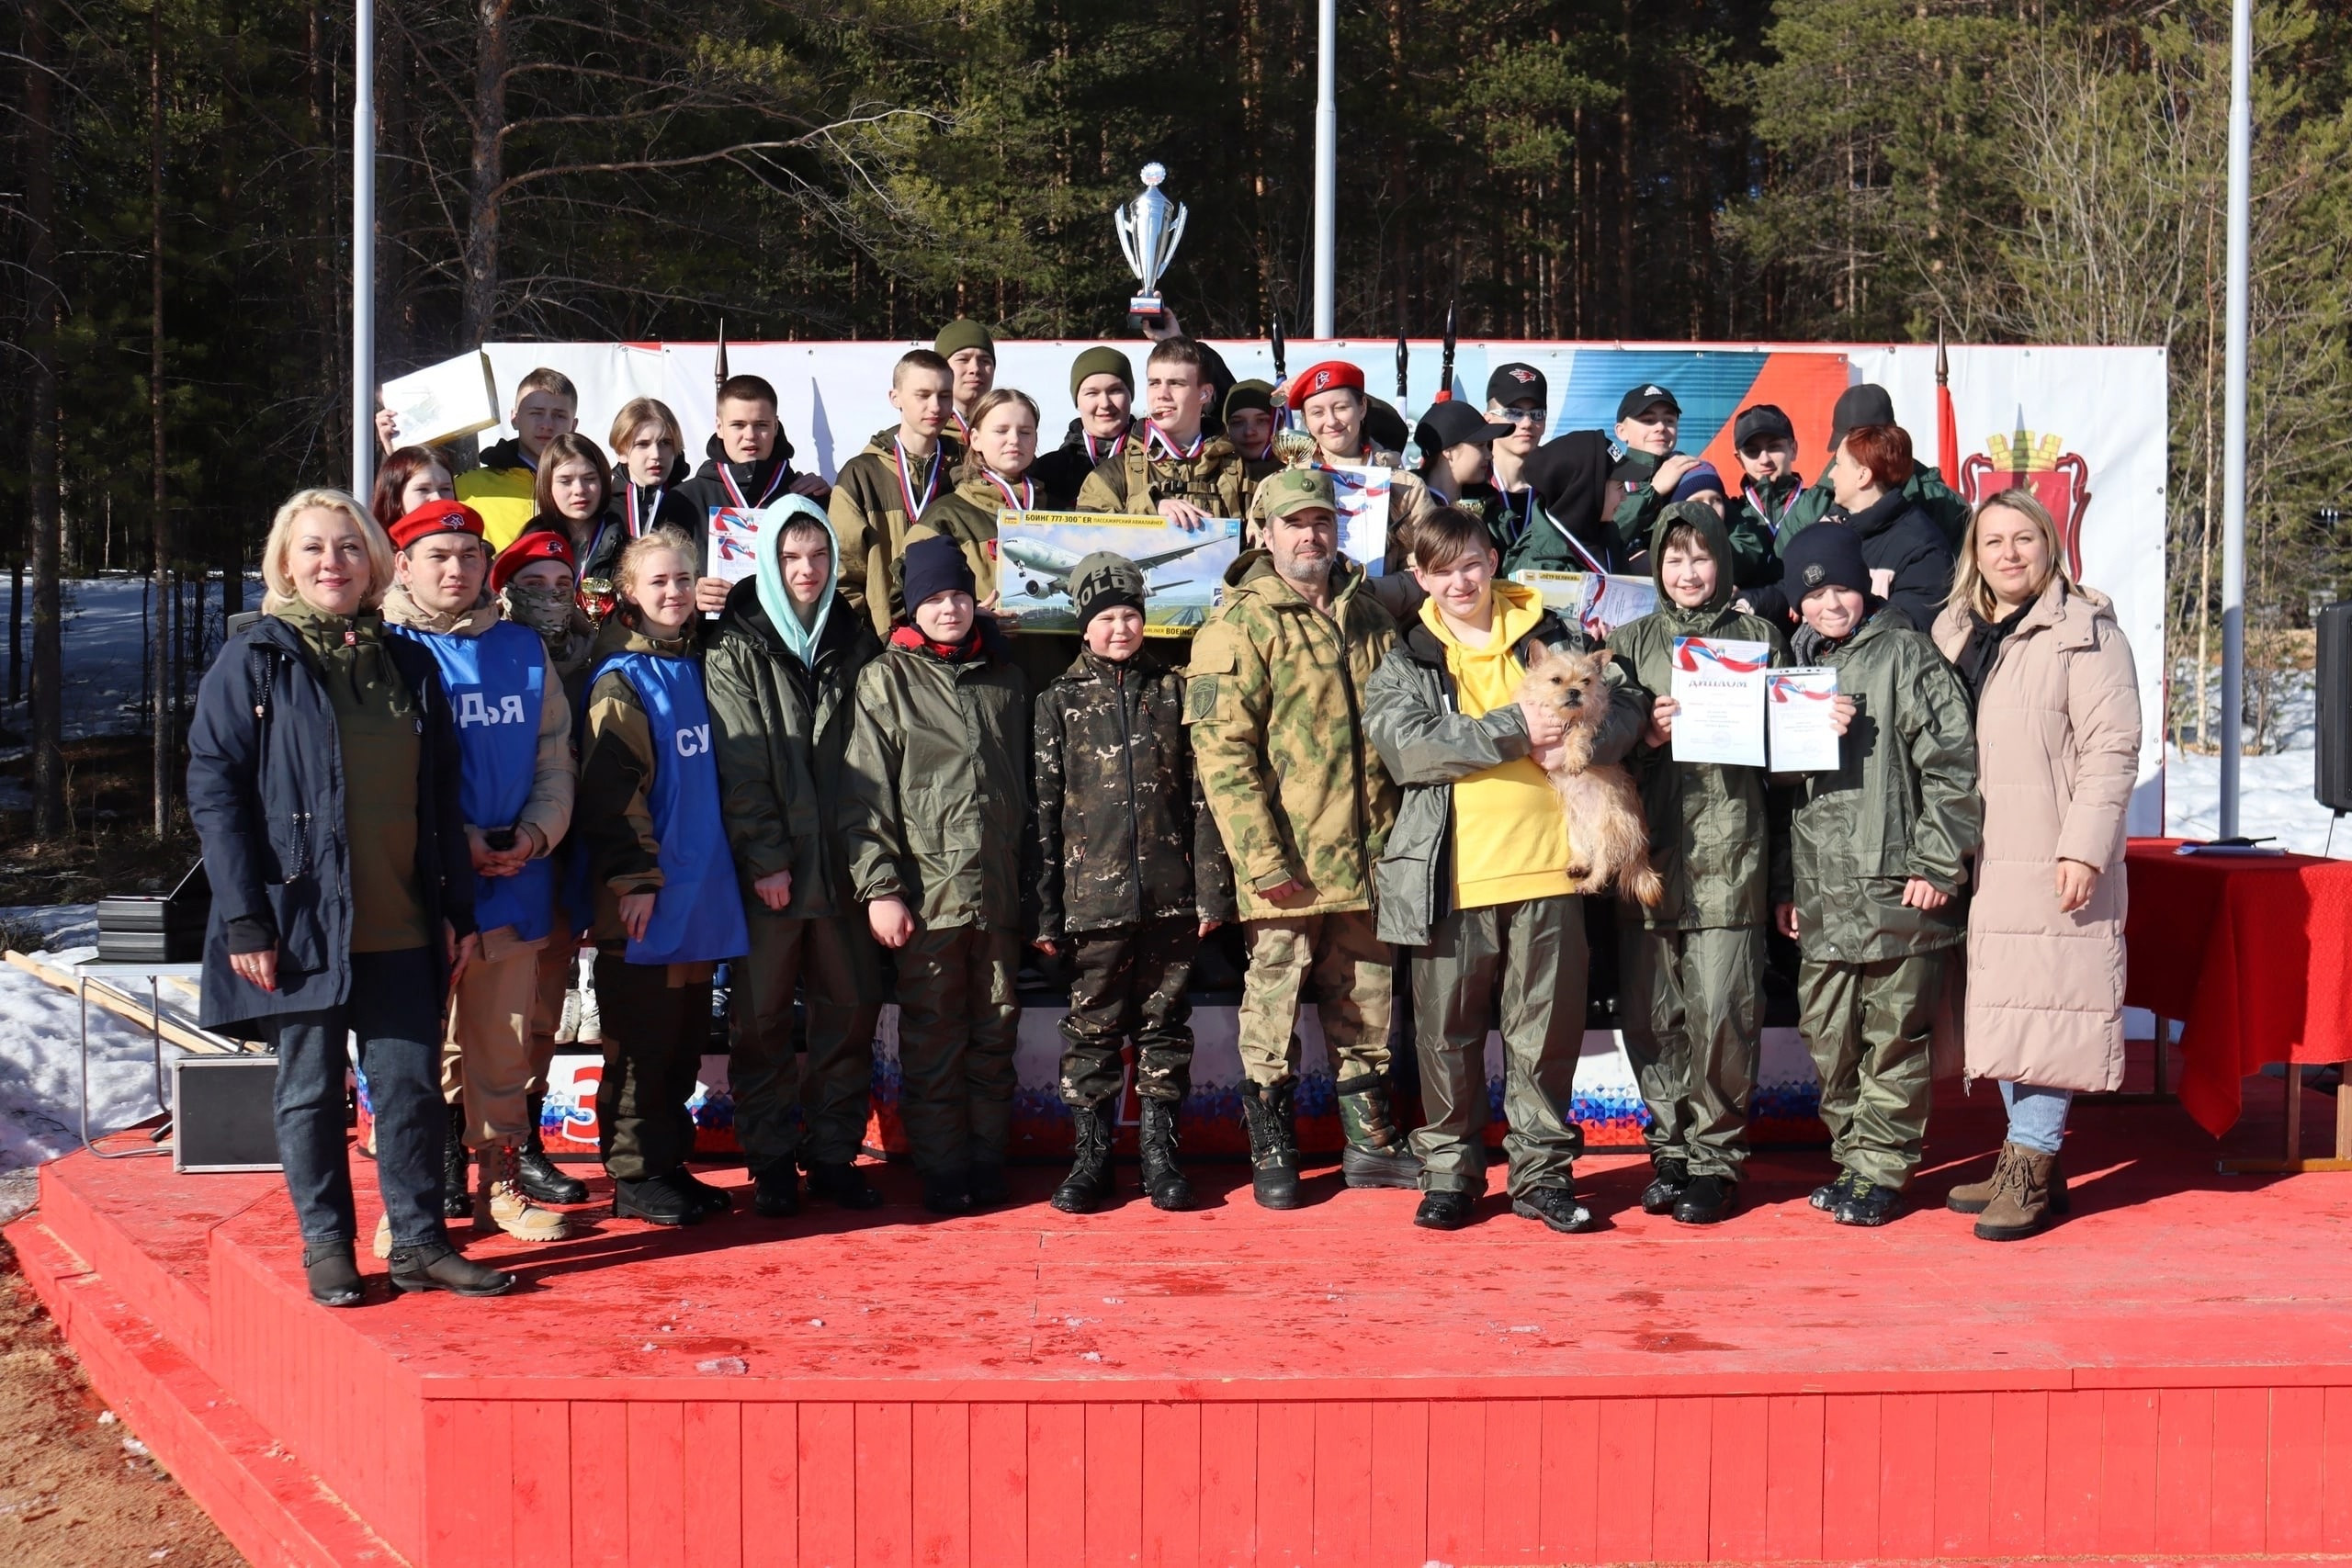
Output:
[351,0,376,501]
[2218,0,2251,836]
[1312,0,1337,338]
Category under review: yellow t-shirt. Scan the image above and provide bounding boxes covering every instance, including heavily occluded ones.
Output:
[1422,582,1575,909]
[455,464,538,551]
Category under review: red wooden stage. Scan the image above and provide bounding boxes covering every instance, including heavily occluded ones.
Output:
[13,1056,2352,1568]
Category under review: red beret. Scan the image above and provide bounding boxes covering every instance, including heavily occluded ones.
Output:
[388,499,486,553]
[1286,359,1366,411]
[491,526,577,595]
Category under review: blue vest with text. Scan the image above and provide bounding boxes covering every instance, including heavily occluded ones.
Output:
[589,649,750,966]
[393,619,556,943]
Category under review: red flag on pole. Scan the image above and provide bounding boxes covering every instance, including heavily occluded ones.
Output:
[1936,325,1960,477]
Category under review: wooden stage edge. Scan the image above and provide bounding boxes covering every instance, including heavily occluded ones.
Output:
[16,1081,2352,1568]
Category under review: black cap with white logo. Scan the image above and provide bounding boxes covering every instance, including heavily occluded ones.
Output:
[1617,383,1681,421]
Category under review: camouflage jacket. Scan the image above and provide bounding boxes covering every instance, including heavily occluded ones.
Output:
[1033,647,1235,937]
[1184,551,1400,919]
[1076,435,1252,520]
[1244,445,1433,571]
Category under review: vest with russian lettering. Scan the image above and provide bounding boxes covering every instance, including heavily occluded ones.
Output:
[587,649,750,966]
[393,618,555,942]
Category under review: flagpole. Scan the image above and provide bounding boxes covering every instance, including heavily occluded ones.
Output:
[351,0,375,500]
[1311,0,1337,338]
[2218,0,2251,836]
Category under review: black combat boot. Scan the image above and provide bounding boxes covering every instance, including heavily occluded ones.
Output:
[1334,1074,1420,1190]
[1414,1190,1476,1230]
[967,1163,1011,1209]
[806,1161,885,1210]
[613,1170,702,1226]
[389,1239,516,1298]
[1672,1173,1736,1225]
[1051,1101,1118,1214]
[515,1094,589,1205]
[439,1101,472,1219]
[1239,1078,1302,1210]
[752,1164,801,1218]
[673,1167,734,1216]
[1639,1156,1690,1215]
[922,1168,973,1216]
[1136,1099,1193,1212]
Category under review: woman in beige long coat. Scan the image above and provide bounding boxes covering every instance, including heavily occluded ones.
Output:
[1930,489,2141,1241]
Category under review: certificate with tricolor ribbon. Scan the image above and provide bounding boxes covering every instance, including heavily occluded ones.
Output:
[1668,636,1770,767]
[1766,666,1843,772]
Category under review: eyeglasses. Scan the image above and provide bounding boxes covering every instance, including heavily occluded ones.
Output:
[1493,406,1547,423]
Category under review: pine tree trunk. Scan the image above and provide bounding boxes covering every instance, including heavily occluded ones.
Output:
[462,0,511,344]
[153,0,174,837]
[25,0,67,839]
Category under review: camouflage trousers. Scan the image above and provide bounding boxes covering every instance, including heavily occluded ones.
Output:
[1057,918,1199,1108]
[1235,910,1394,1088]
[1800,948,1948,1192]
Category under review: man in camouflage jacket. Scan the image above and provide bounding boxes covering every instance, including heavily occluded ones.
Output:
[1183,467,1417,1208]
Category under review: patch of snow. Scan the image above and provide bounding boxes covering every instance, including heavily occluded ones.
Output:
[2165,744,2352,857]
[0,941,180,1175]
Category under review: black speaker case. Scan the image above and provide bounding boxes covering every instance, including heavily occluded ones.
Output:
[170,1054,282,1173]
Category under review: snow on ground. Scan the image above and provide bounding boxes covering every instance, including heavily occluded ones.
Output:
[2165,742,2352,857]
[0,912,180,1220]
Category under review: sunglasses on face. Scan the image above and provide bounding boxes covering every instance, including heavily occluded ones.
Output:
[1493,406,1547,423]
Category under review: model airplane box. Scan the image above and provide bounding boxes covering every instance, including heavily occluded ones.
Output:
[995,510,1242,637]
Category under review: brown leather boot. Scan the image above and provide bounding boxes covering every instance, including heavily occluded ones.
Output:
[1947,1145,2068,1215]
[1973,1144,2058,1241]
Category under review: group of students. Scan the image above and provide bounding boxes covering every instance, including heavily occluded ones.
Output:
[194,321,2142,1309]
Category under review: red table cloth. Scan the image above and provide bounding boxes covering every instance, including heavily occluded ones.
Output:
[2122,838,2352,1134]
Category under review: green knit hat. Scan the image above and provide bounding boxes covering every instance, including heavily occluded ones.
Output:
[1069,345,1135,400]
[933,319,995,359]
[1224,379,1276,420]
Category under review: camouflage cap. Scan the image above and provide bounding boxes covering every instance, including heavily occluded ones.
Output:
[1070,551,1148,627]
[1260,466,1337,520]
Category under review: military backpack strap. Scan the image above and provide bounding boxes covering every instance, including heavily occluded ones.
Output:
[1124,442,1152,513]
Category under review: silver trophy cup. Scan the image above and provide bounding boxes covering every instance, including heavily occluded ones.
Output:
[1114,163,1188,327]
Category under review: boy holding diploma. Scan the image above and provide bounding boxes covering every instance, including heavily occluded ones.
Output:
[1772,524,1979,1228]
[1608,502,1788,1224]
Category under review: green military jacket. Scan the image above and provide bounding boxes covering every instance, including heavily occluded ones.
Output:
[704,579,880,920]
[831,426,963,637]
[1609,505,1792,932]
[1184,552,1400,920]
[1780,462,1972,552]
[1076,435,1253,520]
[1780,608,1981,964]
[841,629,1032,934]
[1033,647,1234,937]
[1725,469,1803,590]
[1363,592,1645,948]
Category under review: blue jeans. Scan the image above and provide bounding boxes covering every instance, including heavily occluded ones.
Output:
[267,947,447,1252]
[1999,1079,2073,1156]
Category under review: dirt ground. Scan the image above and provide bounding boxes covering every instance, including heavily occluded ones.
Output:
[0,1236,243,1566]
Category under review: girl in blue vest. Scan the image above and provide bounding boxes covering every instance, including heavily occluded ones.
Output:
[577,528,750,1226]
[380,499,577,1249]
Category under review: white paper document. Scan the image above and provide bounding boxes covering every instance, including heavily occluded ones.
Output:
[1669,637,1770,767]
[1766,666,1844,772]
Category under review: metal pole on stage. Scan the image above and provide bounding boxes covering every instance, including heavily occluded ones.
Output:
[2218,0,2251,837]
[1312,0,1337,339]
[351,0,376,501]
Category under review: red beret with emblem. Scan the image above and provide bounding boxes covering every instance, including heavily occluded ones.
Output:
[490,525,578,594]
[1285,358,1366,412]
[387,498,487,553]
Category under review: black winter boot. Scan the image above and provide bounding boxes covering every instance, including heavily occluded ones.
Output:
[389,1239,516,1297]
[922,1169,972,1216]
[752,1165,802,1218]
[515,1094,589,1204]
[673,1167,733,1216]
[1334,1074,1421,1190]
[1672,1174,1736,1225]
[1239,1078,1302,1210]
[1136,1099,1193,1212]
[806,1161,885,1210]
[439,1101,472,1219]
[613,1171,701,1226]
[1640,1157,1690,1215]
[1052,1101,1118,1214]
[303,1242,364,1308]
[968,1163,1011,1209]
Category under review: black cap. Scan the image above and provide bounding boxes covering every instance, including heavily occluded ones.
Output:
[1617,383,1680,422]
[1732,404,1795,449]
[1486,362,1548,408]
[1415,400,1516,455]
[1828,384,1896,452]
[899,534,975,614]
[1783,521,1871,603]
[1363,396,1411,455]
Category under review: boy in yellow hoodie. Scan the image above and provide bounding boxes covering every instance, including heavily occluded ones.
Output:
[1365,507,1650,1233]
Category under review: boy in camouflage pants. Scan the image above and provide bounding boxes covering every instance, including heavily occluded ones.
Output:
[1032,554,1233,1214]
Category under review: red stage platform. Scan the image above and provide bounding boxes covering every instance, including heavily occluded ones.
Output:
[14,1063,2352,1568]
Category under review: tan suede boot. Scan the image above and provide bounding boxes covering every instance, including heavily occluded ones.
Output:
[480,1145,570,1243]
[1947,1145,2068,1215]
[1973,1143,2058,1241]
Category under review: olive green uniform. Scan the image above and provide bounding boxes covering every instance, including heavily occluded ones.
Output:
[1607,505,1791,1180]
[1781,609,1980,1190]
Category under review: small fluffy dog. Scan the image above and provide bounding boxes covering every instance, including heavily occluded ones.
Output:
[1514,642,1666,906]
